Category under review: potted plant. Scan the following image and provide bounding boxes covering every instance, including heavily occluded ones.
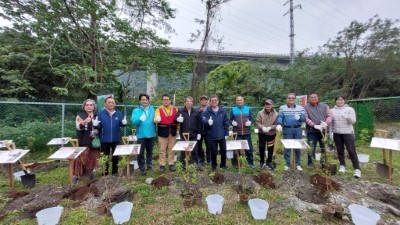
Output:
[176,159,201,208]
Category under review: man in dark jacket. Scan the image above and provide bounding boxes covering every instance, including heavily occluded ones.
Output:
[176,96,202,168]
[197,95,210,165]
[202,95,230,171]
[93,96,127,175]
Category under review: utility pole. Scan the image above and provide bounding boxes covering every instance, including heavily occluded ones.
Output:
[283,0,301,64]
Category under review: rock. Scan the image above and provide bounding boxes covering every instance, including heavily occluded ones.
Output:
[342,215,350,222]
[145,178,154,185]
[366,182,400,209]
[387,205,400,217]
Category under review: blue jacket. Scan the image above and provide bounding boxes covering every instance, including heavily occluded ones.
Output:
[230,105,253,135]
[202,106,229,140]
[131,104,156,139]
[277,104,306,127]
[95,109,126,143]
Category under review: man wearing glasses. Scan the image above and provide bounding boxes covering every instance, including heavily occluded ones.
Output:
[276,93,306,171]
[154,94,178,172]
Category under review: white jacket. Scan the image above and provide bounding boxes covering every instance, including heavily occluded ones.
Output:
[330,104,356,134]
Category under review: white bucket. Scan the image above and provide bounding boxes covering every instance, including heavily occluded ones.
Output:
[227,151,234,159]
[206,194,224,215]
[349,204,380,225]
[130,160,139,169]
[357,154,370,163]
[248,199,269,220]
[315,153,321,161]
[110,201,133,224]
[36,206,63,225]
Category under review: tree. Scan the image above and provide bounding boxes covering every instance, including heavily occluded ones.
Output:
[190,0,231,101]
[0,0,178,100]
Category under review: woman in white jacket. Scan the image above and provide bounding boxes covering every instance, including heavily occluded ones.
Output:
[330,96,361,178]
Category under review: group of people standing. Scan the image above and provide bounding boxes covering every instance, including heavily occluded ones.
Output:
[73,92,361,183]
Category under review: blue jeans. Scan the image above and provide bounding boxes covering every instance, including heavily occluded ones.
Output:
[137,137,155,170]
[232,134,254,166]
[283,127,302,167]
[307,132,325,166]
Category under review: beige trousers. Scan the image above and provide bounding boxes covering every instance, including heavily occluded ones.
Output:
[158,134,176,166]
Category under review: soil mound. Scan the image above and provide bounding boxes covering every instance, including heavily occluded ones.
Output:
[254,172,276,189]
[152,176,170,189]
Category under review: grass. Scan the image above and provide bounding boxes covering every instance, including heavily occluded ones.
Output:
[1,132,400,224]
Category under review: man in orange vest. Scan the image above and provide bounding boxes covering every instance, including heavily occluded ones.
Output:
[154,94,178,172]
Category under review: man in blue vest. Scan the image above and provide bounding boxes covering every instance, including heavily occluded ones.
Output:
[230,96,255,168]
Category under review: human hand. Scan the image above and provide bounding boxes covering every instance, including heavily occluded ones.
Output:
[122,116,127,125]
[264,126,271,133]
[232,120,237,126]
[276,125,282,132]
[294,114,300,121]
[314,124,323,131]
[320,121,328,129]
[245,119,251,126]
[155,115,161,123]
[140,114,146,122]
[177,114,184,123]
[208,117,213,126]
[197,134,201,140]
[342,114,350,120]
[92,117,101,126]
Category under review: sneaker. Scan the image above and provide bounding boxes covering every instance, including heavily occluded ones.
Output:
[354,169,361,178]
[284,166,290,171]
[169,165,176,172]
[266,163,275,170]
[260,163,265,168]
[296,165,303,171]
[339,165,346,173]
[159,166,165,172]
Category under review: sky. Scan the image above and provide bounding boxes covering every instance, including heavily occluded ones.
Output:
[160,0,400,55]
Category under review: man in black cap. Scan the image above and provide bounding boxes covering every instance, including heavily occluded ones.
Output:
[197,95,210,165]
[256,99,278,169]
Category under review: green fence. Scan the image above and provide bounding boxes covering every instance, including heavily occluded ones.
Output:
[349,96,400,139]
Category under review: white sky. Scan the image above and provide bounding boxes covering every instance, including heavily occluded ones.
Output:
[161,0,400,55]
[1,0,398,56]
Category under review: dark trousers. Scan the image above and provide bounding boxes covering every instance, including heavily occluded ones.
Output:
[232,134,254,166]
[209,139,227,169]
[137,137,155,171]
[333,133,360,170]
[307,132,325,166]
[197,134,210,164]
[101,142,118,175]
[180,136,198,164]
[259,133,276,165]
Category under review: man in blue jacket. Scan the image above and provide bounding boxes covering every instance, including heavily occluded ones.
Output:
[202,95,229,171]
[93,96,127,175]
[131,94,156,175]
[230,96,255,168]
[276,93,306,171]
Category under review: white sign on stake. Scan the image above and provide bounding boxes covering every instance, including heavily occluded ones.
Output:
[0,150,30,164]
[370,137,400,151]
[226,140,249,150]
[172,141,197,151]
[47,138,71,145]
[113,144,141,156]
[281,139,310,149]
[48,147,87,159]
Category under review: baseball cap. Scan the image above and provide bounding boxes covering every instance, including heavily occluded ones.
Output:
[265,99,273,105]
[200,95,208,100]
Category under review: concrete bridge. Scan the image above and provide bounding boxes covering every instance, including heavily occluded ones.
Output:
[120,48,290,98]
[169,48,291,69]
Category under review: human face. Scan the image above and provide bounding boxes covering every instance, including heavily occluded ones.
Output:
[210,97,219,108]
[309,94,319,105]
[185,98,193,109]
[264,103,273,111]
[140,96,149,108]
[84,101,95,113]
[236,96,244,107]
[335,97,345,107]
[200,98,207,107]
[105,98,115,111]
[286,95,296,105]
[162,96,171,107]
